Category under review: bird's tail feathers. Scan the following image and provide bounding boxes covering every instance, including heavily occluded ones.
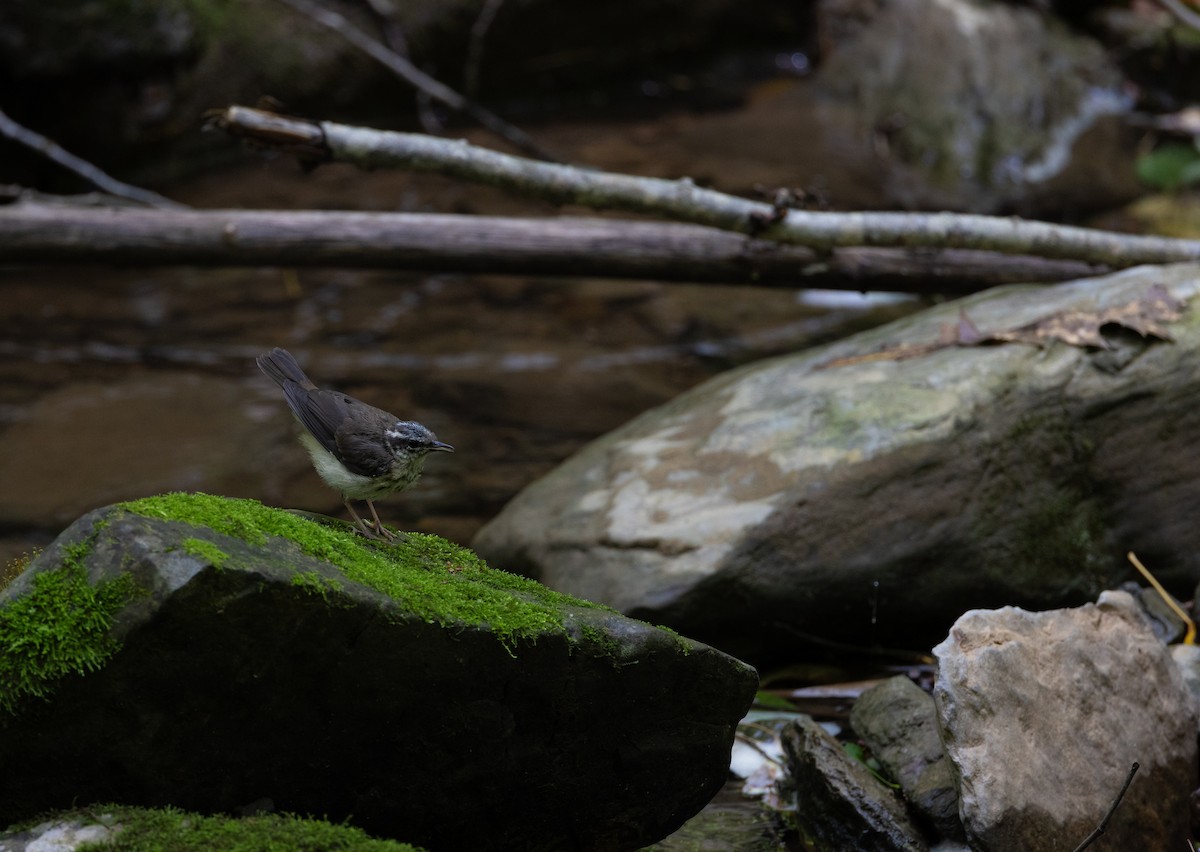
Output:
[256,347,317,390]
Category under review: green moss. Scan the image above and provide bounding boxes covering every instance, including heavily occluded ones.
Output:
[291,570,344,602]
[122,493,614,653]
[0,540,139,715]
[578,623,619,657]
[126,494,267,546]
[654,623,692,655]
[179,538,228,570]
[65,803,422,851]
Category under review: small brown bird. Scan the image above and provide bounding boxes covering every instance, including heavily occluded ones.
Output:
[256,347,453,539]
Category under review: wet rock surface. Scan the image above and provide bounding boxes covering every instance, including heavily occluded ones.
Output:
[850,676,963,842]
[933,591,1198,851]
[0,497,757,851]
[473,263,1200,662]
[783,714,928,851]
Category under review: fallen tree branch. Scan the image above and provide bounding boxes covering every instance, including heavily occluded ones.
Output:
[0,203,1107,291]
[209,106,1200,269]
[0,108,186,210]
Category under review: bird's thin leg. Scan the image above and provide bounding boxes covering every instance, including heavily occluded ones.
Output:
[344,500,380,539]
[366,500,397,540]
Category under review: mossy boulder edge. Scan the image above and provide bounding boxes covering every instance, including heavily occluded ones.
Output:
[0,493,758,851]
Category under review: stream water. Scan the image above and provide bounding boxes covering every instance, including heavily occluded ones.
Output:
[0,79,921,574]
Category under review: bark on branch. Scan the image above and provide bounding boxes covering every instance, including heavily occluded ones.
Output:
[0,203,1109,291]
[209,106,1200,269]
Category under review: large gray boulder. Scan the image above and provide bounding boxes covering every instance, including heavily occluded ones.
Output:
[473,263,1200,661]
[0,494,757,851]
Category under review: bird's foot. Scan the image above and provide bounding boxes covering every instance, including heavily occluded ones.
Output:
[371,521,398,541]
[347,517,397,541]
[346,500,398,541]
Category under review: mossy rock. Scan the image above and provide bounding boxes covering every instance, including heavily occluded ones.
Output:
[0,804,422,851]
[0,493,757,851]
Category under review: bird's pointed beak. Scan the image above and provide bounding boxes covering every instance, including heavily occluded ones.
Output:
[430,441,455,453]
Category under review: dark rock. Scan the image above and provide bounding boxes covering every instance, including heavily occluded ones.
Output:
[933,591,1197,850]
[0,494,757,851]
[0,0,809,186]
[472,263,1200,664]
[0,0,195,76]
[849,677,963,841]
[645,783,784,851]
[1114,580,1189,644]
[782,715,927,851]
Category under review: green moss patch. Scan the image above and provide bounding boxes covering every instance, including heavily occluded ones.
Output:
[66,803,422,851]
[291,570,344,603]
[179,538,228,570]
[122,493,612,651]
[0,542,139,715]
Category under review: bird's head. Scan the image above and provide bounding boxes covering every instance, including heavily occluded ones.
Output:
[385,421,454,464]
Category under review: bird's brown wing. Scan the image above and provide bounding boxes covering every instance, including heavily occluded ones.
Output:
[335,422,394,478]
[282,384,350,457]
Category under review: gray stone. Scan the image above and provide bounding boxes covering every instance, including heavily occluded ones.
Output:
[933,591,1197,851]
[473,263,1200,662]
[1170,643,1200,716]
[0,496,757,851]
[850,677,963,841]
[0,817,115,851]
[814,0,1139,213]
[783,715,928,851]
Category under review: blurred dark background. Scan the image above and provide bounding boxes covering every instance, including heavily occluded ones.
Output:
[1,0,1197,577]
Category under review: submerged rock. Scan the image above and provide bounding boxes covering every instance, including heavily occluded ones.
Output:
[0,494,757,851]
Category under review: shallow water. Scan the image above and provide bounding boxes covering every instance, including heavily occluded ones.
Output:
[0,83,921,570]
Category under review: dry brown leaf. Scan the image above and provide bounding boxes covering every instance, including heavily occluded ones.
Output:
[819,284,1187,369]
[989,283,1186,350]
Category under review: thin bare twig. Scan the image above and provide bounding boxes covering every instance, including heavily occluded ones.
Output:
[209,106,1200,269]
[270,0,560,162]
[360,0,444,134]
[1071,762,1140,852]
[0,108,186,210]
[464,0,507,99]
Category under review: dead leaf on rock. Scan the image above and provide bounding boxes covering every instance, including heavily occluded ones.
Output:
[820,284,1188,369]
[991,283,1186,349]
